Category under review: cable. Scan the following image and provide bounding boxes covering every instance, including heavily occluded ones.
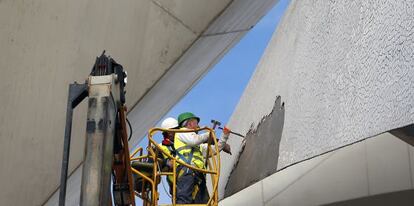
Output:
[109,87,132,142]
[111,170,116,184]
[127,117,133,141]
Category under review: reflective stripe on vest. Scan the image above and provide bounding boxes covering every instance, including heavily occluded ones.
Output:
[174,131,205,169]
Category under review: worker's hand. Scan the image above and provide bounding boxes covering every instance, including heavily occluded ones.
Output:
[222,143,232,155]
[166,159,173,168]
[223,126,231,136]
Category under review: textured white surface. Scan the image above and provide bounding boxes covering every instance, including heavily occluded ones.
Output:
[220,0,414,198]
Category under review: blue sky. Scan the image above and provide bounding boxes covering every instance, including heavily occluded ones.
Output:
[158,0,289,139]
[136,0,290,204]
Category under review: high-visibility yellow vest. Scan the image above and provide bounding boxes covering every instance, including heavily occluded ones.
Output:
[159,143,174,183]
[174,132,205,169]
[159,143,173,159]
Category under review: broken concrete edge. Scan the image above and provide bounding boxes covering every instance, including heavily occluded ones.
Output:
[223,95,284,197]
[249,96,284,135]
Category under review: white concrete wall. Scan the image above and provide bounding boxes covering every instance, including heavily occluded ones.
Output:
[220,0,414,198]
[220,133,414,205]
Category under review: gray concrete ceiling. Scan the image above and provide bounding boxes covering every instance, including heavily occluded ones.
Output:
[0,0,278,205]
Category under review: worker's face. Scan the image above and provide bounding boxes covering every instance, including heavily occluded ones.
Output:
[186,118,199,129]
[167,131,174,141]
[163,131,175,141]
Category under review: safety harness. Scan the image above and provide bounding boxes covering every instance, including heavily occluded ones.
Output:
[175,145,204,200]
[175,145,195,166]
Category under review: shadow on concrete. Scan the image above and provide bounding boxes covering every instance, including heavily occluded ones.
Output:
[224,96,285,198]
[390,124,414,146]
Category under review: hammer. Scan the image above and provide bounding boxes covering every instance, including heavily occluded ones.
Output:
[211,119,245,138]
[210,119,221,129]
[210,119,232,155]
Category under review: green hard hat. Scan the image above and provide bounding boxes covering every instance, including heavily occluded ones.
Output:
[178,112,200,126]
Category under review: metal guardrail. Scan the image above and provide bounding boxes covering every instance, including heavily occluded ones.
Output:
[130,127,220,206]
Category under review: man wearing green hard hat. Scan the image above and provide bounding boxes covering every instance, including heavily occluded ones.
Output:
[174,112,231,204]
[177,112,200,128]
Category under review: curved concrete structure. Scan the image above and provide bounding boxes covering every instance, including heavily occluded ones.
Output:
[0,0,278,205]
[221,133,414,205]
[220,0,414,202]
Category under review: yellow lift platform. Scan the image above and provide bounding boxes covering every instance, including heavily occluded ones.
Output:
[130,127,221,206]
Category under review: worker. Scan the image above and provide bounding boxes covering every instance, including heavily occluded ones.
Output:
[157,117,179,194]
[132,117,178,194]
[174,112,231,204]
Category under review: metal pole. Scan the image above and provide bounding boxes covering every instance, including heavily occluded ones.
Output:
[80,83,116,206]
[59,83,87,206]
[58,92,73,206]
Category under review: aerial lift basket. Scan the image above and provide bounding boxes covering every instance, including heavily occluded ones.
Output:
[131,127,221,206]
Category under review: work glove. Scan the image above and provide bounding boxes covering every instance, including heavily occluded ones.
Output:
[222,126,230,142]
[223,126,230,135]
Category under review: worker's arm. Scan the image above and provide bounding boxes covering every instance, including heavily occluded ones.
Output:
[177,131,210,146]
[218,130,230,147]
[201,128,230,155]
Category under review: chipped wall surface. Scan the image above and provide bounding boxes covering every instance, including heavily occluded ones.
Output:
[224,97,284,197]
[220,0,414,199]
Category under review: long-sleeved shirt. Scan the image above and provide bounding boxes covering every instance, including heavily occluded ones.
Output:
[176,128,229,156]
